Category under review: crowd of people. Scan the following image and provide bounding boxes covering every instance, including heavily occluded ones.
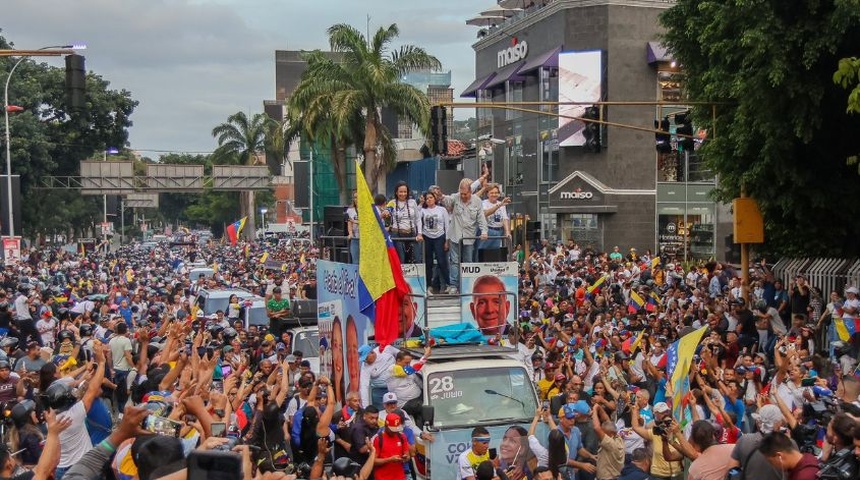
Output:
[0,213,859,480]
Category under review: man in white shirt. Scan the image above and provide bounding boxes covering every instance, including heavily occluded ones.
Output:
[48,340,106,480]
[359,344,397,407]
[109,322,134,414]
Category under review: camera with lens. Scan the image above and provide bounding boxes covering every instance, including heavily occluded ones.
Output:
[820,448,859,480]
[652,419,672,436]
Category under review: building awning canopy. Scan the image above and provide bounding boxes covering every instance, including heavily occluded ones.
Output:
[460,72,497,98]
[519,45,562,74]
[647,41,673,65]
[484,61,525,90]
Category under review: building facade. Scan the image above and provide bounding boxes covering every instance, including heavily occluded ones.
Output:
[464,0,732,261]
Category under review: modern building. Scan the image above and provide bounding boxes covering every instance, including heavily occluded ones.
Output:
[463,0,732,262]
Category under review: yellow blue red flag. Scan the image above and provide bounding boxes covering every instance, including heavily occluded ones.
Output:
[356,161,408,349]
[667,325,708,426]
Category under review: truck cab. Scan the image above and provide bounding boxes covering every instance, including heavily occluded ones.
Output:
[406,345,543,480]
[194,287,268,328]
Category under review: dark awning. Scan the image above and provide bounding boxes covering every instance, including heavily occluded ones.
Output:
[460,72,497,98]
[484,61,525,90]
[647,41,673,65]
[519,45,562,74]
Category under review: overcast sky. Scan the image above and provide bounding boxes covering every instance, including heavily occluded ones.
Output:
[2,0,483,158]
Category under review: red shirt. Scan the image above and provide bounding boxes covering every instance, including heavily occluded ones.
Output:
[789,453,819,480]
[373,431,409,480]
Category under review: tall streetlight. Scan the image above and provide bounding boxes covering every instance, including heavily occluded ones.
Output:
[103,147,119,253]
[260,206,268,232]
[3,44,86,237]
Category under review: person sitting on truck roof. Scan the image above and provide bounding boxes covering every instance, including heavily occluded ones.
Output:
[360,343,397,408]
[386,346,431,410]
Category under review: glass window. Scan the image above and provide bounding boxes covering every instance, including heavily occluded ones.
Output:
[657,207,715,262]
[566,214,601,250]
[293,331,320,358]
[427,367,538,428]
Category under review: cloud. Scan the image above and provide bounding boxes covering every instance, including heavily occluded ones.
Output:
[2,0,481,155]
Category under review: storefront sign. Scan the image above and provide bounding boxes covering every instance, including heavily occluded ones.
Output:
[559,189,594,200]
[497,41,528,68]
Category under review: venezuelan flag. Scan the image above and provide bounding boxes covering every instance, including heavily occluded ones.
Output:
[587,275,607,294]
[226,217,247,246]
[668,325,708,426]
[259,251,269,264]
[651,256,661,269]
[628,291,645,314]
[645,292,661,312]
[355,161,408,349]
[835,317,856,342]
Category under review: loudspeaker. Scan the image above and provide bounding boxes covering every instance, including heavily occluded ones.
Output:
[526,221,541,243]
[323,206,346,233]
[478,248,508,262]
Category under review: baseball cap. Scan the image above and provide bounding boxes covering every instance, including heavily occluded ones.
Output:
[285,354,297,363]
[653,402,670,414]
[383,392,398,404]
[554,373,567,382]
[264,334,275,343]
[571,400,591,416]
[385,413,403,432]
[358,345,374,363]
[751,404,784,433]
[847,286,859,295]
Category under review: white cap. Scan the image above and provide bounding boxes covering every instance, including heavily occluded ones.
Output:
[653,402,670,414]
[846,286,859,295]
[383,392,398,404]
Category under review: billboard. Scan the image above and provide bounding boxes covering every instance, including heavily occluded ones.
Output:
[558,50,603,147]
[459,262,519,336]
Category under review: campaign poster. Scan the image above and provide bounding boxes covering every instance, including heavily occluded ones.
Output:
[316,299,341,392]
[2,237,21,266]
[459,262,519,336]
[401,263,427,339]
[317,260,371,404]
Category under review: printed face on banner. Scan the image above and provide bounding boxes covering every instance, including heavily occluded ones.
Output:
[460,262,519,336]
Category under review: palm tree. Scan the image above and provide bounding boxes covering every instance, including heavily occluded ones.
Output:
[285,53,365,204]
[290,23,441,190]
[211,111,271,239]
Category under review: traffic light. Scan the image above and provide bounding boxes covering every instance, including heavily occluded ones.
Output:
[65,54,86,112]
[430,105,448,155]
[655,117,671,153]
[582,106,601,152]
[675,112,694,153]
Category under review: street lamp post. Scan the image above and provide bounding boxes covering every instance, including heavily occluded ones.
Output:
[260,207,268,232]
[102,147,119,252]
[3,45,85,237]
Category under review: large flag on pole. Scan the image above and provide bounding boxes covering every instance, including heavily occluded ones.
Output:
[226,217,247,246]
[667,325,708,426]
[355,161,408,349]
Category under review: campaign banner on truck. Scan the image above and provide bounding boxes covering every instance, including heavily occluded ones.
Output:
[401,263,426,339]
[317,260,371,404]
[459,262,519,336]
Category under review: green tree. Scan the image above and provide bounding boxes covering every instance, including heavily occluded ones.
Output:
[1,31,137,240]
[660,0,860,257]
[285,55,364,204]
[212,111,271,239]
[290,23,440,189]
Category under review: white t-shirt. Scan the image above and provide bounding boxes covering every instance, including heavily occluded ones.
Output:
[482,199,509,229]
[110,335,133,371]
[37,318,57,345]
[843,298,860,321]
[419,205,449,239]
[58,401,93,468]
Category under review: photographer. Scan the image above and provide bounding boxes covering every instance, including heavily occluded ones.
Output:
[820,412,859,480]
[631,401,695,480]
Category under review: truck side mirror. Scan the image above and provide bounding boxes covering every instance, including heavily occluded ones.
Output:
[422,405,435,427]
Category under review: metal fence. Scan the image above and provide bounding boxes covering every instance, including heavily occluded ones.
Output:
[772,258,860,295]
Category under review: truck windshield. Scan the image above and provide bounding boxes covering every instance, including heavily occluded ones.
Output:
[293,331,319,358]
[427,367,537,428]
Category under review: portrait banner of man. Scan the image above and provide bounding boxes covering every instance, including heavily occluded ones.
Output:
[460,262,519,337]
